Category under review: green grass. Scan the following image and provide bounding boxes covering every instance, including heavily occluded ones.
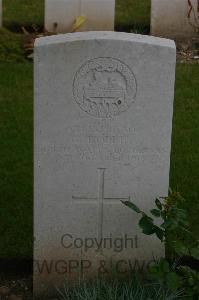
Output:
[55,277,185,300]
[115,0,151,33]
[0,62,33,258]
[35,276,185,300]
[3,0,44,31]
[170,64,199,235]
[0,28,25,62]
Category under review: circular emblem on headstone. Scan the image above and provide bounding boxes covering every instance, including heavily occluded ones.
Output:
[73,57,137,118]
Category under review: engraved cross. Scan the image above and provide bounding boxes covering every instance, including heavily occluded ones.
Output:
[72,168,130,241]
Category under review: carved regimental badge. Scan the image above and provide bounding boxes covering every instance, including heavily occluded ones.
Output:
[73,57,137,118]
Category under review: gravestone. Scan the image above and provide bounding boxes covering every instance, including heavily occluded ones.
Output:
[34,32,176,296]
[45,0,115,33]
[151,0,199,38]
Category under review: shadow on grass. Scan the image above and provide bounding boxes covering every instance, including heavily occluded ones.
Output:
[0,258,32,276]
[4,22,44,34]
[115,23,150,34]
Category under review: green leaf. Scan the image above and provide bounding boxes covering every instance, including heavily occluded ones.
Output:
[121,200,141,213]
[139,215,155,235]
[172,241,189,256]
[149,265,164,281]
[149,265,159,274]
[190,247,199,260]
[150,209,161,217]
[155,198,162,210]
[161,219,173,229]
[159,259,170,273]
[154,226,164,241]
[166,272,181,291]
[160,210,167,220]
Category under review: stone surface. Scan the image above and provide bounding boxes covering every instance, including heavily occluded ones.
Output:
[151,0,199,39]
[34,31,176,296]
[45,0,115,33]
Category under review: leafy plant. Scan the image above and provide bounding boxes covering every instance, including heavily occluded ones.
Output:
[122,191,199,297]
[179,266,199,297]
[149,258,181,291]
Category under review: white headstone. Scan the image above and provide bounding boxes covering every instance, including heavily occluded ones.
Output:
[151,0,199,38]
[34,32,176,296]
[45,0,115,33]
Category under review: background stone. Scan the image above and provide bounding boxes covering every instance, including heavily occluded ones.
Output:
[151,0,199,39]
[45,0,115,33]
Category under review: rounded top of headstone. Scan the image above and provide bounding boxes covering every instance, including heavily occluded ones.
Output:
[35,31,176,50]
